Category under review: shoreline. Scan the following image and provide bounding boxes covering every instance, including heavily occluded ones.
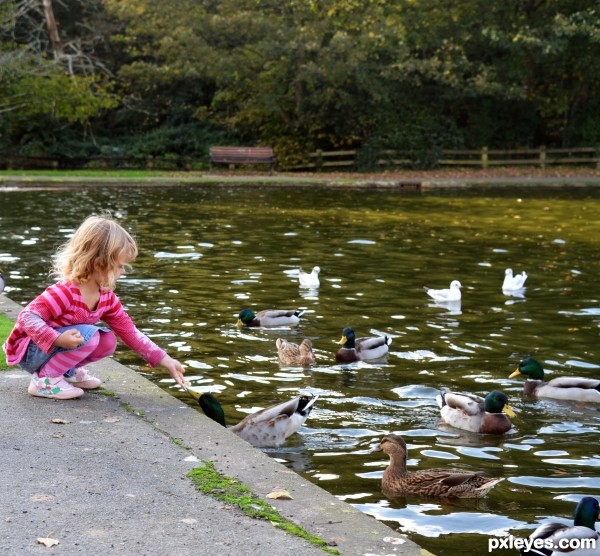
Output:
[1,167,600,190]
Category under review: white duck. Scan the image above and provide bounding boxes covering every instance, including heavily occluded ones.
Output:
[503,268,528,291]
[298,266,320,288]
[424,280,462,302]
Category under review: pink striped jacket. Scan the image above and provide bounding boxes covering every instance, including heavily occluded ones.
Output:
[3,281,166,367]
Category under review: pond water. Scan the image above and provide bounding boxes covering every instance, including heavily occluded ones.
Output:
[1,183,600,555]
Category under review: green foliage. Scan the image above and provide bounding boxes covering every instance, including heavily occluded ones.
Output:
[116,124,236,158]
[0,314,15,371]
[3,0,600,161]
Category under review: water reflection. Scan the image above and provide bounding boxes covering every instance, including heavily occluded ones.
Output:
[2,184,600,555]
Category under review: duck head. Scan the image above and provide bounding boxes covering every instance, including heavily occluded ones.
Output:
[573,496,600,529]
[509,357,544,380]
[338,327,356,349]
[237,309,256,327]
[484,390,515,417]
[199,393,227,427]
[373,434,408,459]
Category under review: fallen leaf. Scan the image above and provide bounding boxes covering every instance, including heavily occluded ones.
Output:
[266,489,293,500]
[37,537,59,547]
[51,418,70,425]
[103,416,121,423]
[383,536,407,545]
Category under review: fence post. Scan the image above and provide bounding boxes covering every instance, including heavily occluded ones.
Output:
[539,146,546,169]
[481,147,488,169]
[315,149,323,171]
[146,156,154,170]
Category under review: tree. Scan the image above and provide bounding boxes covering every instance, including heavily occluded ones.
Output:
[0,0,117,154]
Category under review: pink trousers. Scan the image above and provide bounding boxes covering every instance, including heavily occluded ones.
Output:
[39,330,117,378]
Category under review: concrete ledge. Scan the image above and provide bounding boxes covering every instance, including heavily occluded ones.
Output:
[0,295,429,555]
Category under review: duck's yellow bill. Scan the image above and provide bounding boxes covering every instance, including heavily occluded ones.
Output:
[236,319,244,327]
[338,335,347,345]
[503,405,516,418]
[508,369,521,379]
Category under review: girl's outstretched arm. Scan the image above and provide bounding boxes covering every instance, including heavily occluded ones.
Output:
[159,354,186,388]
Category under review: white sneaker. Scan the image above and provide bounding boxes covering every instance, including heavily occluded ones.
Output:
[28,373,84,400]
[64,367,102,389]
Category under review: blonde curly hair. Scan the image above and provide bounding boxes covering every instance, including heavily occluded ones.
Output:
[51,214,138,290]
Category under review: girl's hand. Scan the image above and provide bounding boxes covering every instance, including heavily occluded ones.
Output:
[54,329,84,349]
[159,354,186,388]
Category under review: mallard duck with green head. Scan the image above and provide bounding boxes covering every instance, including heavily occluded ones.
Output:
[436,390,515,434]
[373,434,504,499]
[520,496,600,555]
[237,308,304,328]
[189,390,318,448]
[336,327,391,363]
[276,337,316,367]
[509,357,600,402]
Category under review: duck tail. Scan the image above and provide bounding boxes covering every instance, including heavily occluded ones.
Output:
[436,390,447,409]
[476,477,504,494]
[297,394,319,416]
[385,335,392,346]
[294,309,305,318]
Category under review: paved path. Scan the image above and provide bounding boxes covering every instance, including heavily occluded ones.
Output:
[0,296,428,556]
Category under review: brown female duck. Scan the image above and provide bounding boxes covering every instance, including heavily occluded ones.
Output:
[374,434,504,499]
[276,338,316,366]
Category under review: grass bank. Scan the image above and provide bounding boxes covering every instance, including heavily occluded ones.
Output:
[0,313,14,370]
[2,166,600,188]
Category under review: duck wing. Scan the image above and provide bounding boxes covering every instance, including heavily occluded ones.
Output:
[424,286,460,301]
[231,395,318,447]
[547,377,600,390]
[276,338,301,362]
[442,392,485,416]
[255,309,304,327]
[355,336,392,359]
[400,469,502,498]
[504,272,528,291]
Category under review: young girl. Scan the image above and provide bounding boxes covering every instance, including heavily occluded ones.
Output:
[3,214,186,399]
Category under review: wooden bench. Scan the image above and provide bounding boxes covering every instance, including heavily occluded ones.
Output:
[209,146,276,173]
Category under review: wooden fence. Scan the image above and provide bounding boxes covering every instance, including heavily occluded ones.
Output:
[1,146,599,172]
[300,146,600,170]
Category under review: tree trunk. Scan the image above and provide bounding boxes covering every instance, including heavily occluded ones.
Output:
[42,0,64,58]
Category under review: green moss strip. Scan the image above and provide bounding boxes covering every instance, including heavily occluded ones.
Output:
[188,462,338,554]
